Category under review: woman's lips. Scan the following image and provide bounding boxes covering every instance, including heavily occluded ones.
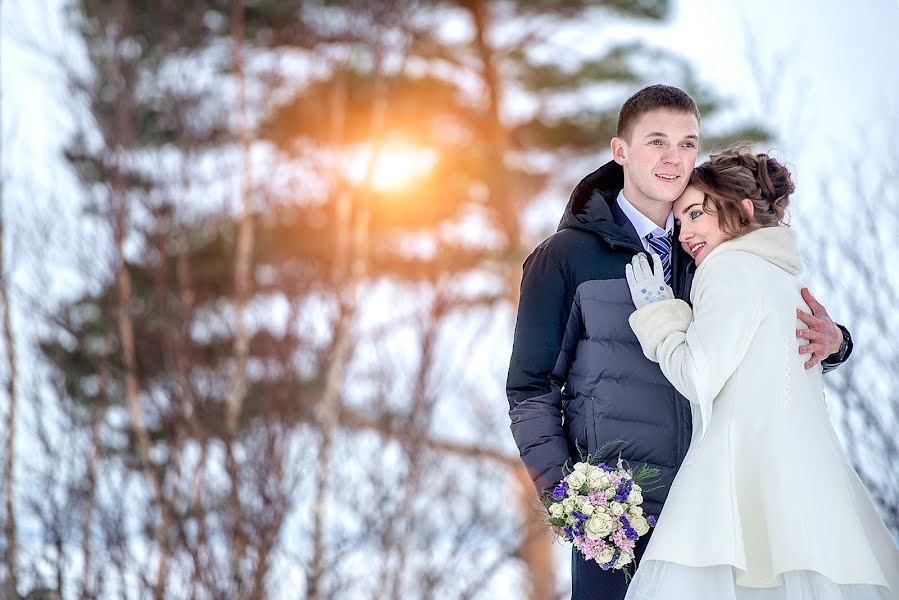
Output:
[688,242,705,258]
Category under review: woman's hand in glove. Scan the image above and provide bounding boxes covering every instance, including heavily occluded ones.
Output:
[625,253,674,310]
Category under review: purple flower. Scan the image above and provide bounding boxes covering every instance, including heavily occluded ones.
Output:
[551,481,568,501]
[647,515,657,526]
[613,479,634,502]
[619,516,639,541]
[601,550,620,571]
[565,522,586,539]
[571,511,588,522]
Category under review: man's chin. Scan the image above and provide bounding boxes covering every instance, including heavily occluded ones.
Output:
[656,187,688,204]
[652,193,681,205]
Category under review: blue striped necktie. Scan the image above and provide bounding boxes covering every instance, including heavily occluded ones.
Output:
[646,229,672,285]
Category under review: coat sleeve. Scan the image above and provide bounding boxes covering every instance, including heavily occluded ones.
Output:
[506,243,576,495]
[628,253,765,449]
[821,323,853,373]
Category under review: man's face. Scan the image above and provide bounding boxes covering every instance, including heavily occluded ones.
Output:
[612,109,700,207]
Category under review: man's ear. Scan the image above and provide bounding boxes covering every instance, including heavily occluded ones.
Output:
[611,137,628,166]
[741,198,755,221]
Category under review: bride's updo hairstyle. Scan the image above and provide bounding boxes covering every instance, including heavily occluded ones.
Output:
[688,144,795,238]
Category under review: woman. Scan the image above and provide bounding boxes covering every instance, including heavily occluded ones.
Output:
[621,147,899,599]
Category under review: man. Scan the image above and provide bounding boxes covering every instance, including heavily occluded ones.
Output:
[506,85,852,599]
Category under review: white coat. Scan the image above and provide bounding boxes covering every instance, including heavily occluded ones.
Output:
[624,226,899,598]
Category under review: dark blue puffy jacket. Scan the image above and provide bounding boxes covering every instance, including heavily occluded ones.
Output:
[506,160,694,516]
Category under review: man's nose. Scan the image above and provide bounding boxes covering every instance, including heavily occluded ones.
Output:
[662,147,683,165]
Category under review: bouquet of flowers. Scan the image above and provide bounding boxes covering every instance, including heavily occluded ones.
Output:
[541,440,661,578]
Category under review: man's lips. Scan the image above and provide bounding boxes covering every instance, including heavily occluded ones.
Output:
[655,173,681,182]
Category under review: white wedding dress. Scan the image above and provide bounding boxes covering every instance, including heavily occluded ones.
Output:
[624,228,899,600]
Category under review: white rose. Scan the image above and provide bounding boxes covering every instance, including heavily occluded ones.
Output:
[572,496,587,511]
[581,503,595,516]
[567,472,586,490]
[632,483,642,493]
[573,462,590,473]
[627,489,643,505]
[609,502,625,517]
[587,471,605,489]
[628,505,643,518]
[596,547,616,564]
[548,503,564,518]
[604,487,616,499]
[631,515,650,536]
[614,552,633,570]
[594,505,608,514]
[584,514,616,539]
[562,497,575,513]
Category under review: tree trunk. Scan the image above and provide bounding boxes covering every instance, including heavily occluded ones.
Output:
[0,5,20,584]
[225,1,255,594]
[463,1,554,595]
[109,2,170,594]
[308,35,388,598]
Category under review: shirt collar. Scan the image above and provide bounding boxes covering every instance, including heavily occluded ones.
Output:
[616,190,674,240]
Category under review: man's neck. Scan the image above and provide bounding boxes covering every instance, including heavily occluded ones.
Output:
[621,183,672,229]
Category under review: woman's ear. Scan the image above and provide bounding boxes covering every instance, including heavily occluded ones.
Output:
[741,198,755,222]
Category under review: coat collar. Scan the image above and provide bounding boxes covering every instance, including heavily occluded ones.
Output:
[698,226,803,276]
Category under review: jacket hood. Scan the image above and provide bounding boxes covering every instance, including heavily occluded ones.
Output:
[699,226,803,276]
[557,160,641,250]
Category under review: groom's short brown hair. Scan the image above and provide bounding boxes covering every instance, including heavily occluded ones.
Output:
[617,85,701,142]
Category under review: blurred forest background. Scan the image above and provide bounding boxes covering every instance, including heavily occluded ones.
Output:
[0,0,897,598]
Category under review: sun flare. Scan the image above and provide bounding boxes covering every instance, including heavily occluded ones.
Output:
[368,141,438,192]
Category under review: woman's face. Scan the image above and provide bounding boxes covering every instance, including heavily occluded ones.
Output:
[674,186,728,265]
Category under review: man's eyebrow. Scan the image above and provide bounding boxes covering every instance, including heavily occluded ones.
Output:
[642,132,699,140]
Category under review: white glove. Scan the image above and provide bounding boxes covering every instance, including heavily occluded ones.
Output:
[625,253,674,309]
